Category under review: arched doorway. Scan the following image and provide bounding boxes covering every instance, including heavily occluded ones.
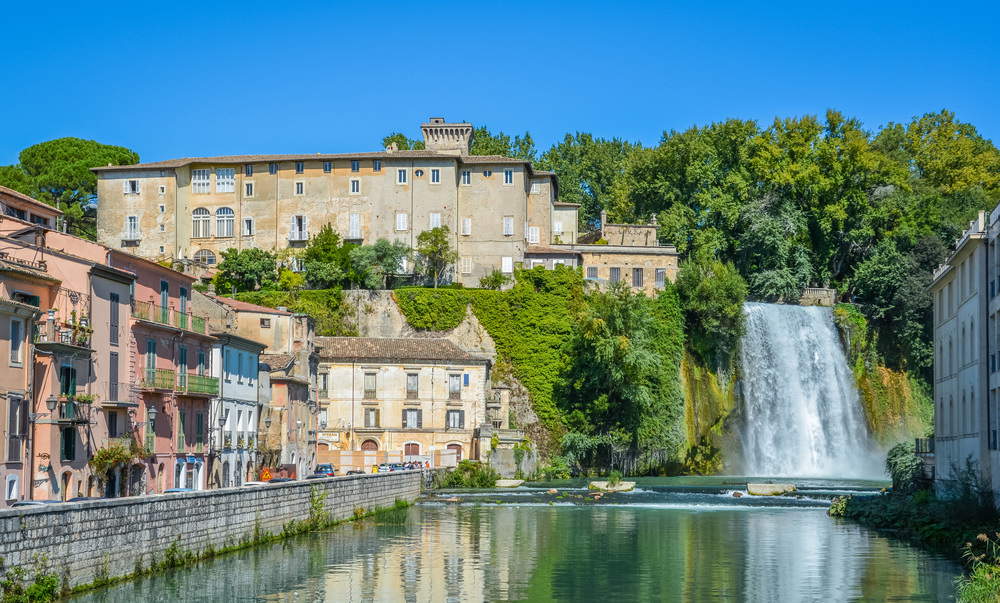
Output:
[361,439,378,451]
[235,461,243,487]
[105,469,118,498]
[222,462,231,488]
[404,442,420,456]
[61,472,72,501]
[447,444,463,462]
[129,465,144,496]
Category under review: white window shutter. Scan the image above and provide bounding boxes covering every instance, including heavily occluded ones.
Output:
[122,179,129,194]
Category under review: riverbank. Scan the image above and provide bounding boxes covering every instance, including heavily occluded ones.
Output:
[0,471,427,599]
[829,490,1000,600]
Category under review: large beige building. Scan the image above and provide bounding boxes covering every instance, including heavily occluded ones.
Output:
[93,117,678,289]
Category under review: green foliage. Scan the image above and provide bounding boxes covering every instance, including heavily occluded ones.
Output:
[382,132,425,150]
[415,226,458,287]
[302,224,353,289]
[88,441,135,478]
[470,126,537,160]
[479,269,511,290]
[277,268,305,291]
[234,289,354,336]
[439,460,500,488]
[536,456,572,480]
[0,137,139,239]
[676,255,747,365]
[0,555,60,603]
[214,248,278,294]
[606,470,623,487]
[349,239,410,289]
[560,283,685,470]
[395,267,584,435]
[885,441,924,494]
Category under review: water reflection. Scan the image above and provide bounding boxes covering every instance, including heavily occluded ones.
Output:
[76,504,959,602]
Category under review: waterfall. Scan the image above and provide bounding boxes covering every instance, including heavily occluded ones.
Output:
[738,302,881,478]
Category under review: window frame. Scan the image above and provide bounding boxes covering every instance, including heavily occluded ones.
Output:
[244,181,254,197]
[503,169,514,185]
[191,169,211,194]
[8,318,23,366]
[396,168,408,185]
[215,168,235,193]
[461,170,471,185]
[350,178,361,195]
[395,212,409,232]
[430,168,441,184]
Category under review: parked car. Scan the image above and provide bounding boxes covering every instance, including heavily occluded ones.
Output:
[267,477,295,483]
[315,464,336,477]
[67,497,102,502]
[11,500,62,507]
[389,463,407,472]
[164,488,193,493]
[305,474,327,480]
[242,481,266,487]
[346,470,365,476]
[377,464,392,473]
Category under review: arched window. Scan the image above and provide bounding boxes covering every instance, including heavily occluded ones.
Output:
[192,208,210,238]
[361,439,378,451]
[404,442,420,456]
[216,207,235,237]
[447,443,463,462]
[193,249,216,265]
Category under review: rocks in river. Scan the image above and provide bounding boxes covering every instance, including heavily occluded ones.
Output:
[444,497,460,503]
[547,488,558,494]
[732,491,743,498]
[496,480,525,488]
[588,481,635,492]
[747,483,796,496]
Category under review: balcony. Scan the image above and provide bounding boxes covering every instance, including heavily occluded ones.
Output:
[102,381,138,407]
[178,374,219,396]
[132,300,208,335]
[57,399,87,424]
[140,368,175,391]
[287,230,309,242]
[122,229,141,242]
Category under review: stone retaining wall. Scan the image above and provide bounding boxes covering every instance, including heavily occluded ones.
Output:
[0,471,424,590]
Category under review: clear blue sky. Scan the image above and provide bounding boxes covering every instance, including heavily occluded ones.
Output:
[1,1,997,165]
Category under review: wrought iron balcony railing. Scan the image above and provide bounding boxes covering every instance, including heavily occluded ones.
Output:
[132,300,208,334]
[141,368,175,390]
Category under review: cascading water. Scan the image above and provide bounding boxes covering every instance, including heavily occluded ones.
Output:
[738,302,881,478]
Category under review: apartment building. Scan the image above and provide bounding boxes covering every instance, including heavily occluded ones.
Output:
[211,332,265,488]
[92,118,678,291]
[315,337,489,468]
[931,210,992,497]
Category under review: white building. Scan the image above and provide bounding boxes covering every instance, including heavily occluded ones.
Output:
[931,210,991,493]
[211,332,266,487]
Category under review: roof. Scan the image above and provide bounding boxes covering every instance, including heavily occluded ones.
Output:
[214,296,293,315]
[525,245,581,256]
[261,353,294,371]
[315,337,485,363]
[0,256,59,282]
[552,202,581,208]
[0,185,63,216]
[210,331,268,351]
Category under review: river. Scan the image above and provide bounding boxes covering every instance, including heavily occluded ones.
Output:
[74,478,961,602]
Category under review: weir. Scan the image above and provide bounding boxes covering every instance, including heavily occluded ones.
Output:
[738,302,881,478]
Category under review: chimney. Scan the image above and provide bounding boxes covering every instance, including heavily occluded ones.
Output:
[600,210,608,233]
[421,117,473,156]
[385,142,398,153]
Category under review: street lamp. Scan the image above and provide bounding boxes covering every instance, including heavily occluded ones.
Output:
[218,409,228,428]
[264,415,272,429]
[45,395,58,413]
[147,404,158,426]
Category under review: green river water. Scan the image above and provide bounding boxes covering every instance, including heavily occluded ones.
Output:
[73,478,962,602]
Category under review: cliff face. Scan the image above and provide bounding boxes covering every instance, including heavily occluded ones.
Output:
[679,353,738,474]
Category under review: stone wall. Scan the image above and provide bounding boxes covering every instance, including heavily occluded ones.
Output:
[0,471,423,590]
[799,287,837,307]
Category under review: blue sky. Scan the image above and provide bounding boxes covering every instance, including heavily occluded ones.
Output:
[1,1,997,164]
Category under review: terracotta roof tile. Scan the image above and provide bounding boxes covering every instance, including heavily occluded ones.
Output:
[315,337,484,363]
[261,353,294,370]
[0,185,63,216]
[214,296,293,315]
[525,245,581,256]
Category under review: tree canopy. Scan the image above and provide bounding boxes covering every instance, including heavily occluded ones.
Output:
[415,226,458,287]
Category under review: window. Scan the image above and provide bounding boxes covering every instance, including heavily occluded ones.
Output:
[9,318,23,365]
[461,257,473,274]
[414,169,424,177]
[244,182,254,197]
[404,442,420,456]
[449,374,461,400]
[397,169,408,184]
[527,226,540,244]
[503,169,513,185]
[295,161,304,174]
[260,318,271,328]
[178,409,187,447]
[530,182,541,194]
[610,267,621,283]
[295,181,304,195]
[395,212,408,231]
[216,207,235,237]
[195,413,205,445]
[429,212,441,228]
[158,204,166,213]
[323,161,332,173]
[398,256,409,273]
[109,352,119,400]
[108,410,120,438]
[483,170,492,177]
[291,215,307,240]
[245,164,253,177]
[655,268,666,288]
[632,268,644,287]
[503,216,514,236]
[159,185,166,195]
[192,208,211,238]
[198,350,206,375]
[126,216,139,239]
[237,352,244,383]
[364,408,380,428]
[225,349,233,382]
[587,266,598,280]
[159,224,165,232]
[501,257,513,273]
[243,218,254,236]
[431,169,441,183]
[461,217,472,236]
[364,373,376,399]
[350,179,360,194]
[447,410,464,428]
[193,249,216,265]
[268,162,278,175]
[403,409,422,429]
[351,160,360,172]
[553,221,563,235]
[461,170,471,185]
[349,213,361,238]
[124,179,140,195]
[319,373,328,393]
[6,397,24,462]
[406,373,419,399]
[60,427,75,461]
[373,160,381,172]
[192,169,210,194]
[5,475,17,501]
[216,168,235,193]
[110,293,120,345]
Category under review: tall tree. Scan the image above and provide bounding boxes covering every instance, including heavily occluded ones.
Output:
[470,126,537,160]
[348,239,410,289]
[302,224,353,288]
[415,226,458,288]
[381,132,425,150]
[214,248,278,294]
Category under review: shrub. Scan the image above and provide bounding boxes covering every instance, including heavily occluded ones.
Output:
[440,460,500,488]
[536,456,571,480]
[885,441,923,493]
[479,269,511,290]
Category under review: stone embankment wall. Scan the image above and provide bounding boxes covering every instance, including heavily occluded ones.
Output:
[0,471,423,590]
[798,287,837,307]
